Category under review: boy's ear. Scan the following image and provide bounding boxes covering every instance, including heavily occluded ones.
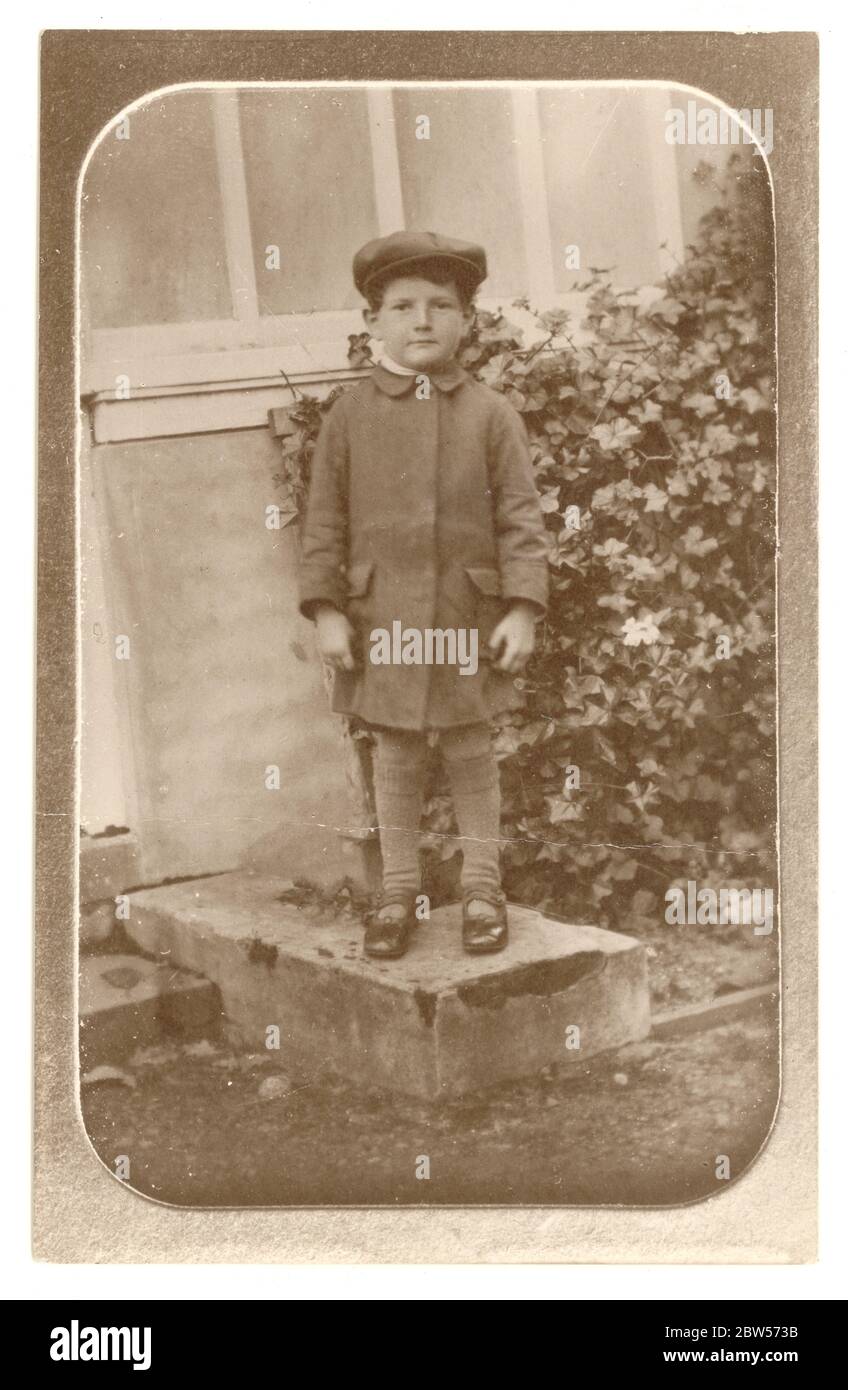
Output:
[362,305,379,333]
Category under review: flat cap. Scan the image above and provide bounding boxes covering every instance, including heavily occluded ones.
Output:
[353,230,488,296]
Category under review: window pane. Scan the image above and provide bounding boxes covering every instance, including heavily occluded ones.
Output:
[539,88,665,290]
[82,91,232,328]
[392,88,526,299]
[240,89,379,315]
[673,112,758,249]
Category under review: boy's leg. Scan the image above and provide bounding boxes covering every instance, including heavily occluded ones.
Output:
[439,722,503,913]
[371,727,429,912]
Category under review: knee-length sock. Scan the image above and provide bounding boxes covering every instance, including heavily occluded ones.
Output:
[372,729,429,899]
[440,723,503,899]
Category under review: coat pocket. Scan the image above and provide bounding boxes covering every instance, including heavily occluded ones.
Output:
[464,566,502,597]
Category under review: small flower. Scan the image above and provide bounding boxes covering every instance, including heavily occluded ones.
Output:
[621,615,664,647]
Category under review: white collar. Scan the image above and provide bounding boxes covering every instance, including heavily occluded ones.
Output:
[376,352,419,377]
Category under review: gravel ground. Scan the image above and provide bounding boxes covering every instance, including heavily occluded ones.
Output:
[81,1006,778,1209]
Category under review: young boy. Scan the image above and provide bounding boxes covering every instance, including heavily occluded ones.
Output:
[298,230,549,959]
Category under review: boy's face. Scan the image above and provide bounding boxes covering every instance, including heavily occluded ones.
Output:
[363,275,473,372]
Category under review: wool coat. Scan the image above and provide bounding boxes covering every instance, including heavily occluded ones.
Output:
[298,358,549,731]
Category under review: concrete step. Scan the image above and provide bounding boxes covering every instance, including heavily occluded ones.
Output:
[125,871,651,1100]
[79,953,223,1072]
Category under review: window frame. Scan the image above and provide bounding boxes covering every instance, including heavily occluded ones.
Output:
[81,82,685,398]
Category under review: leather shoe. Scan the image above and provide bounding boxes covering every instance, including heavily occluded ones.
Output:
[462,890,509,954]
[364,894,417,959]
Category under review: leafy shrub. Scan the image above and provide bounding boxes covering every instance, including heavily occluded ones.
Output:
[276,154,776,930]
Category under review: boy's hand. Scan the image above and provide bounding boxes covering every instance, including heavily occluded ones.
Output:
[489,601,538,674]
[314,604,356,672]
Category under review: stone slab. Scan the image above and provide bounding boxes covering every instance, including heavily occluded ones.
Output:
[79,953,222,1071]
[125,871,651,1099]
[79,832,141,907]
[80,901,118,949]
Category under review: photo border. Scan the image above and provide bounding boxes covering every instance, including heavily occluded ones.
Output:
[35,28,817,1262]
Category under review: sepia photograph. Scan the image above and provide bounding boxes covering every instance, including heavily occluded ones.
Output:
[72,75,782,1211]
